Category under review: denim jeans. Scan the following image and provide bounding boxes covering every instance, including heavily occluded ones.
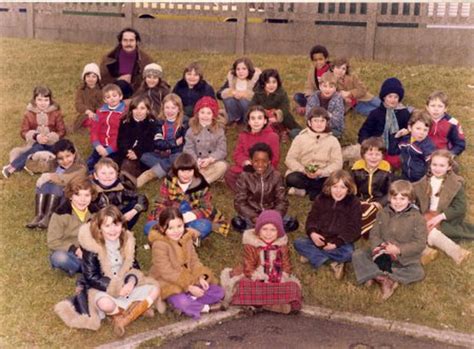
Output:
[354,97,381,117]
[294,237,354,269]
[140,152,179,178]
[11,142,53,171]
[86,149,119,173]
[222,97,250,123]
[37,182,64,196]
[50,250,82,275]
[293,92,308,107]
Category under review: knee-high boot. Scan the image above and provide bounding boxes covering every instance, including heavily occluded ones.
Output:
[37,194,61,230]
[113,300,151,337]
[26,193,47,229]
[428,228,471,265]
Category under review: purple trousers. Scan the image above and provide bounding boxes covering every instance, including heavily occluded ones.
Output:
[167,284,224,319]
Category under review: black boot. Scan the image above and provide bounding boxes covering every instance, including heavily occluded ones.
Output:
[26,193,47,229]
[231,216,248,233]
[284,217,299,232]
[37,195,61,230]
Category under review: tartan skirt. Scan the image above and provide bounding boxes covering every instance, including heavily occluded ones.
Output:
[231,278,302,310]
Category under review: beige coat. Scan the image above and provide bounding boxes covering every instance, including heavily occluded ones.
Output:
[220,68,261,100]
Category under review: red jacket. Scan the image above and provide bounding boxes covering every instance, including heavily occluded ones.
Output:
[90,101,126,154]
[428,113,465,156]
[231,126,280,174]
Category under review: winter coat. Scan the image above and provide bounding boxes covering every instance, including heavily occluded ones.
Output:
[217,68,261,101]
[231,126,279,174]
[172,79,215,111]
[148,228,216,299]
[370,205,427,266]
[133,81,171,116]
[250,85,300,130]
[47,200,92,252]
[89,179,148,214]
[100,46,153,92]
[117,117,156,162]
[428,113,466,156]
[305,91,345,138]
[390,135,436,182]
[184,126,227,161]
[304,63,330,97]
[90,101,127,154]
[149,174,229,236]
[285,129,342,177]
[235,167,288,222]
[54,224,159,330]
[306,194,362,247]
[358,104,411,145]
[414,172,474,239]
[152,119,187,156]
[336,74,374,103]
[75,85,103,116]
[351,159,392,205]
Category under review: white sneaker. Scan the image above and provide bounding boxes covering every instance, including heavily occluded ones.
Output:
[2,165,12,179]
[288,187,306,197]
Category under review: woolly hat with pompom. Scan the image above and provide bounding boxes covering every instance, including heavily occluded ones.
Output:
[193,96,219,119]
[255,210,286,238]
[82,63,101,80]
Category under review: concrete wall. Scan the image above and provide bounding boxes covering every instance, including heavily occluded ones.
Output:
[0,2,473,66]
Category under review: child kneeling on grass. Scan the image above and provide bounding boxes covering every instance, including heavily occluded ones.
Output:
[232,142,298,233]
[47,176,96,276]
[221,210,302,314]
[294,170,362,280]
[148,207,224,319]
[352,180,427,301]
[55,205,162,336]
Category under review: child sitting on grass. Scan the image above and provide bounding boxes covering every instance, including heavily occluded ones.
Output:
[352,180,427,300]
[183,96,228,184]
[285,107,343,201]
[294,170,362,280]
[358,77,411,170]
[232,142,298,233]
[27,139,87,230]
[87,83,127,172]
[331,57,380,117]
[217,57,261,125]
[390,110,436,182]
[90,158,148,229]
[305,72,345,138]
[133,63,170,115]
[224,105,279,192]
[3,85,66,178]
[351,137,392,236]
[425,91,465,156]
[250,68,301,141]
[72,63,103,131]
[55,205,161,336]
[145,153,229,241]
[221,210,302,314]
[148,207,224,319]
[47,176,96,276]
[413,150,472,265]
[293,44,331,115]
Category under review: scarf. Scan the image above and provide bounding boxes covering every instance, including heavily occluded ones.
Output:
[260,243,283,283]
[382,108,399,147]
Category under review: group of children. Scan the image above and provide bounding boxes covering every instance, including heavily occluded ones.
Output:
[3,43,473,336]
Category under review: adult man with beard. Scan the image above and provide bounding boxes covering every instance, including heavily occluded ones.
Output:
[100,28,153,99]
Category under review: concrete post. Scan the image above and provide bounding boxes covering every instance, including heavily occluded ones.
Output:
[235,3,247,55]
[27,2,34,38]
[364,3,377,60]
[124,3,133,28]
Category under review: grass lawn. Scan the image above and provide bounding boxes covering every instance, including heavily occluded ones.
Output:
[0,37,473,347]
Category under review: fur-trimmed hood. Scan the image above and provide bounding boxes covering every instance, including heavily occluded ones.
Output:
[242,229,288,247]
[26,102,59,114]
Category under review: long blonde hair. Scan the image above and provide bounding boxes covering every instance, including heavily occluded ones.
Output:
[159,93,184,129]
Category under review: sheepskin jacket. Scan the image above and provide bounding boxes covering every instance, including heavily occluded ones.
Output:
[148,228,216,299]
[54,224,159,330]
[75,85,103,116]
[20,103,66,144]
[217,68,261,101]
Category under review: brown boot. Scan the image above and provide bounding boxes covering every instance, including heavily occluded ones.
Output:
[37,194,61,230]
[136,169,157,188]
[26,193,47,229]
[330,262,345,280]
[113,300,150,337]
[262,304,291,314]
[420,247,439,265]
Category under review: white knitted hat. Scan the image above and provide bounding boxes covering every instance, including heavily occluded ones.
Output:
[82,63,101,80]
[143,63,163,78]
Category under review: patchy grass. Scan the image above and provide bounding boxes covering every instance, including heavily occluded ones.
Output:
[0,37,473,348]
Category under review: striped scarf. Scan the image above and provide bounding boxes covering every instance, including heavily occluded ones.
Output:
[260,243,283,283]
[382,108,399,147]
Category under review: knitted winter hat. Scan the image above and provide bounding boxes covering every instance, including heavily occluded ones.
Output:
[255,210,285,238]
[379,77,404,102]
[143,63,163,78]
[193,96,219,119]
[82,63,101,80]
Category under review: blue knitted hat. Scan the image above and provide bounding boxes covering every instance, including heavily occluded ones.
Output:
[379,77,404,102]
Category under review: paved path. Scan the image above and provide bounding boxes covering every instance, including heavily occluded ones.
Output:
[159,312,463,349]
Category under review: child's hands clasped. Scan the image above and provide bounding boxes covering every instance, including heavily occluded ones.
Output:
[427,214,445,232]
[37,134,49,144]
[310,232,326,247]
[119,280,135,297]
[36,173,51,188]
[188,285,205,298]
[384,242,400,256]
[198,276,209,291]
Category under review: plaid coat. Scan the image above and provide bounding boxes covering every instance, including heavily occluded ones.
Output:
[149,174,229,236]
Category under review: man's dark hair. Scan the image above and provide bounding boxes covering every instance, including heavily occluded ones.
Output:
[117,27,141,44]
[249,142,273,161]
